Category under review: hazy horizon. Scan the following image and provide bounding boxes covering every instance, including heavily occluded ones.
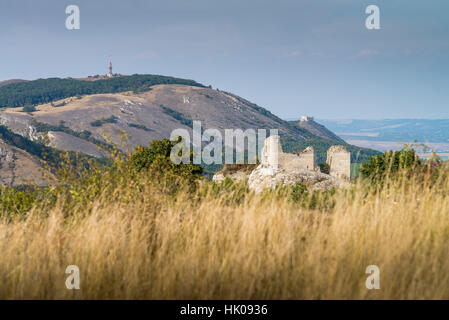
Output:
[287,117,449,121]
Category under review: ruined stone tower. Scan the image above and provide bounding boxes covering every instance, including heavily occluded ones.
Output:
[326,145,351,181]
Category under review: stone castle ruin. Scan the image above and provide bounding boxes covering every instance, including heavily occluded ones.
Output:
[214,135,351,193]
[326,145,351,181]
[261,135,316,171]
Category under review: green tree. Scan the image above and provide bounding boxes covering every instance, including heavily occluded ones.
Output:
[360,147,422,183]
[129,138,203,181]
[22,105,36,113]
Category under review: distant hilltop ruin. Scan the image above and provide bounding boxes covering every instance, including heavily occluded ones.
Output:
[300,116,314,122]
[296,115,346,143]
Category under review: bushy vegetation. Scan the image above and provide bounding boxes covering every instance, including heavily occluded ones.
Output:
[21,105,36,113]
[318,162,330,174]
[90,116,118,127]
[1,140,449,299]
[159,104,193,127]
[0,186,37,219]
[128,123,151,132]
[129,138,203,183]
[360,147,422,182]
[0,74,205,108]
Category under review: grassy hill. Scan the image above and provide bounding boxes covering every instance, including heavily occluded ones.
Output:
[0,74,205,108]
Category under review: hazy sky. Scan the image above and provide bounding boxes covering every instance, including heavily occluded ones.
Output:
[0,0,448,119]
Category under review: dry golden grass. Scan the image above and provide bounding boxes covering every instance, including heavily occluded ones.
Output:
[1,169,449,299]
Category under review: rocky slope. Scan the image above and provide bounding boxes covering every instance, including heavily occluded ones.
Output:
[1,85,307,153]
[0,138,53,186]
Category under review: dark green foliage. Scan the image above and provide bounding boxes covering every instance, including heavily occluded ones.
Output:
[22,105,36,113]
[0,187,37,218]
[319,163,330,174]
[290,182,308,203]
[160,104,193,127]
[360,148,422,182]
[0,75,205,108]
[90,120,103,127]
[128,123,151,132]
[90,116,118,127]
[129,138,203,181]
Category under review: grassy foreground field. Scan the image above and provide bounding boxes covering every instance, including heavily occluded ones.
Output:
[0,156,449,299]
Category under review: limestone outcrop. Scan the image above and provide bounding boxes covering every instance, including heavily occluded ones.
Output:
[248,166,338,194]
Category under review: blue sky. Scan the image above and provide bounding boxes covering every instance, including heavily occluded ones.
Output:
[0,0,448,119]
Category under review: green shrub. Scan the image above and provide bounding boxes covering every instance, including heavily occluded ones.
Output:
[128,123,151,131]
[22,105,36,113]
[90,116,118,127]
[319,163,330,174]
[360,147,422,183]
[0,187,37,218]
[129,138,203,182]
[160,105,193,127]
[290,182,308,203]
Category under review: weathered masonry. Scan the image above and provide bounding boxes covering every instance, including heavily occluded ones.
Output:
[261,135,316,171]
[261,135,350,181]
[326,145,351,181]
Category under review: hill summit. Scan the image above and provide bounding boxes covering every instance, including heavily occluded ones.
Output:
[294,116,345,143]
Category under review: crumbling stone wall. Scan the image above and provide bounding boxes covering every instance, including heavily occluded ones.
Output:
[261,135,282,169]
[326,145,350,181]
[261,135,316,171]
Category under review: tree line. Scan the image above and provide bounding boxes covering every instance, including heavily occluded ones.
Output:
[0,74,205,108]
